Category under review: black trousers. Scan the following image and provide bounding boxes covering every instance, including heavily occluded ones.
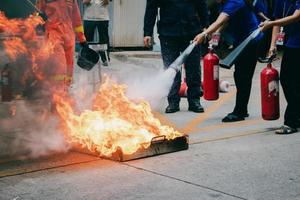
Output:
[84,20,110,62]
[159,36,202,104]
[280,47,300,128]
[233,41,259,115]
[257,28,272,59]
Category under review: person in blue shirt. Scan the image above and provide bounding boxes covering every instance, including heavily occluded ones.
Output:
[254,0,274,58]
[254,0,271,22]
[143,0,209,113]
[260,0,300,134]
[194,0,262,122]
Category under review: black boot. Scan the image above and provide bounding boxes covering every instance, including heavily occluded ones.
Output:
[188,99,204,113]
[165,103,180,113]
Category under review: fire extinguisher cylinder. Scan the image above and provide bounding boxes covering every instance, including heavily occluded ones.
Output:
[203,45,219,101]
[260,60,280,120]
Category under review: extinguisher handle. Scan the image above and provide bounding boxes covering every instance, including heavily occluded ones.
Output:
[258,53,277,64]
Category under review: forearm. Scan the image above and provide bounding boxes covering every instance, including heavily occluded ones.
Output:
[270,26,280,48]
[143,0,158,36]
[272,10,300,26]
[203,13,229,35]
[258,12,270,21]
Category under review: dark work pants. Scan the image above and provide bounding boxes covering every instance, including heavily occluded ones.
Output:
[84,20,110,62]
[159,36,202,105]
[257,28,272,58]
[280,47,300,128]
[233,41,259,115]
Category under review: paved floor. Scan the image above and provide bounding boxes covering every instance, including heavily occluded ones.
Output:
[0,52,299,200]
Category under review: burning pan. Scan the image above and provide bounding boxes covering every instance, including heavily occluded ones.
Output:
[109,135,189,162]
[74,135,189,162]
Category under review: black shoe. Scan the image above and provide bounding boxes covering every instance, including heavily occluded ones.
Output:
[222,113,245,123]
[188,101,204,113]
[165,104,180,113]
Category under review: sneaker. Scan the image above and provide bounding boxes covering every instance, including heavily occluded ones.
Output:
[275,125,298,135]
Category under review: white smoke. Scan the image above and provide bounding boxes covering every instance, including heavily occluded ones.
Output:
[5,101,70,159]
[125,68,176,109]
[102,59,177,110]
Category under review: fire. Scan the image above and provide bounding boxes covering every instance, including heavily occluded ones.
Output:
[1,12,183,158]
[54,76,183,157]
[0,12,54,81]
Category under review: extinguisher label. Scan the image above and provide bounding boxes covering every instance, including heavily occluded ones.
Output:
[268,80,279,95]
[214,65,219,80]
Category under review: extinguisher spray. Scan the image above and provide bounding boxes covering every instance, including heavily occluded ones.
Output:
[203,44,219,101]
[1,65,13,102]
[260,54,280,120]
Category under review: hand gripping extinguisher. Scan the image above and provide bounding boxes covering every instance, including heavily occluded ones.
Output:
[259,54,280,120]
[1,65,13,102]
[203,44,219,101]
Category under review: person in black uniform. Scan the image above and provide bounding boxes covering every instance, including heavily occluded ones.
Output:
[143,0,209,113]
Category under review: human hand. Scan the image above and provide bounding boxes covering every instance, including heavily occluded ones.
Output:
[268,46,277,57]
[193,32,207,45]
[144,36,152,47]
[259,20,273,32]
[103,0,109,5]
[80,41,89,48]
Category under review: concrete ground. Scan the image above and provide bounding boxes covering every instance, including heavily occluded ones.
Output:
[0,51,299,200]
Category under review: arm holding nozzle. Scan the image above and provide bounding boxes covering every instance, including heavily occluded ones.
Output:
[193,13,229,45]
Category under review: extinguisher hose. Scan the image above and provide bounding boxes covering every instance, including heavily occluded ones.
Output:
[169,42,197,72]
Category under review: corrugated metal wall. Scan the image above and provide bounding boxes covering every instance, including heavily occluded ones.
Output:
[79,0,146,47]
[110,0,146,47]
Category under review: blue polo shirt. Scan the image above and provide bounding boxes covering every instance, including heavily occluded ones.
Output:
[221,0,261,45]
[273,0,300,48]
[254,0,269,21]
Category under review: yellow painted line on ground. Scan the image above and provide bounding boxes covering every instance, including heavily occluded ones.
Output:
[194,118,262,132]
[153,111,179,130]
[180,89,236,134]
[190,127,276,145]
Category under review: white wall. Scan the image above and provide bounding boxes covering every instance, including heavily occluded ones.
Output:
[109,0,147,47]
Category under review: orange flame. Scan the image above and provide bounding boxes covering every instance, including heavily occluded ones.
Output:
[0,12,53,81]
[1,12,183,158]
[54,76,183,157]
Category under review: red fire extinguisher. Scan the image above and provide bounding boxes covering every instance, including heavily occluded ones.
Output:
[1,65,13,102]
[179,78,188,97]
[179,64,188,97]
[260,54,280,120]
[203,44,219,101]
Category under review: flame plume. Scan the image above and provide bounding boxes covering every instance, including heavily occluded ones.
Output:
[54,76,183,157]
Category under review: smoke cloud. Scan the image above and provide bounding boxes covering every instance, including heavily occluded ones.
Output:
[1,100,70,159]
[105,58,177,110]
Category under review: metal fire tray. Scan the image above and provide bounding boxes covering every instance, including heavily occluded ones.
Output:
[109,135,189,162]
